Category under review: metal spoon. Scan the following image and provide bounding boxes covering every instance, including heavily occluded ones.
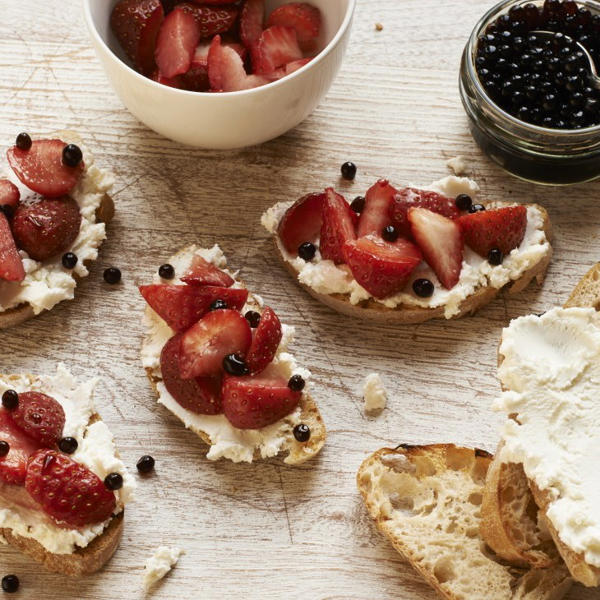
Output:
[533,30,600,90]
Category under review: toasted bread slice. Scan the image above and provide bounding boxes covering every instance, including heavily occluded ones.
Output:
[357,444,572,600]
[0,131,114,330]
[141,245,326,465]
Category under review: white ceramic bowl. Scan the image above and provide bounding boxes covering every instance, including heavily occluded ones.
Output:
[83,0,355,149]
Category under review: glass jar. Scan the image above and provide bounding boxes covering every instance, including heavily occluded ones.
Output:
[459,0,600,185]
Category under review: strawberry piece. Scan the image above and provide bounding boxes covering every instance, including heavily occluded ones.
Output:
[160,334,223,414]
[390,188,460,237]
[0,179,20,210]
[0,410,43,486]
[277,192,325,254]
[178,3,238,39]
[7,139,84,199]
[25,450,117,527]
[222,374,300,429]
[191,0,237,3]
[265,57,311,80]
[111,0,164,74]
[408,207,464,289]
[179,309,252,378]
[8,392,65,448]
[11,197,81,262]
[151,69,183,87]
[155,5,201,78]
[181,254,234,287]
[240,0,265,48]
[320,188,357,264]
[246,307,282,374]
[0,214,25,282]
[251,26,302,75]
[344,235,422,299]
[139,284,248,332]
[458,206,527,257]
[266,2,321,52]
[357,179,397,238]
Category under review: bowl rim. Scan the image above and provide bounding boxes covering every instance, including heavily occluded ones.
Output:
[83,0,357,97]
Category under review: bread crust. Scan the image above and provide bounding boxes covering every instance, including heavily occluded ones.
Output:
[273,203,552,323]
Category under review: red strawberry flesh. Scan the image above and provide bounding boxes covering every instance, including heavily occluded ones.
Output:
[319,188,356,264]
[155,6,201,78]
[246,306,282,374]
[277,192,325,254]
[178,3,239,39]
[251,25,302,75]
[0,179,20,209]
[240,0,265,48]
[0,214,25,282]
[181,254,234,287]
[8,392,65,447]
[357,179,397,238]
[266,2,321,52]
[0,409,43,486]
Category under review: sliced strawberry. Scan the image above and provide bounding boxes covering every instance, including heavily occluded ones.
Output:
[179,309,252,378]
[111,0,164,74]
[139,284,248,332]
[251,26,302,75]
[25,450,116,527]
[458,206,527,257]
[160,334,223,414]
[390,188,460,237]
[240,0,265,48]
[266,2,321,52]
[0,214,25,282]
[246,307,282,374]
[8,392,65,447]
[222,374,300,429]
[7,139,84,199]
[181,254,234,287]
[344,235,422,299]
[357,179,397,238]
[408,207,463,289]
[320,188,357,264]
[178,2,238,38]
[155,5,201,78]
[151,69,183,87]
[277,192,325,254]
[0,179,20,211]
[265,57,312,80]
[11,197,81,262]
[0,409,43,486]
[191,0,238,3]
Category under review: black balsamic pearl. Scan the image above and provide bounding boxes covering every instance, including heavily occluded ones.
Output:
[298,242,316,261]
[158,263,175,280]
[350,196,366,213]
[244,310,261,328]
[61,252,78,269]
[382,225,398,243]
[1,390,18,411]
[488,248,504,265]
[223,354,249,376]
[340,161,357,180]
[103,267,121,284]
[469,204,486,213]
[293,424,311,442]
[412,278,435,298]
[455,193,473,211]
[15,132,32,151]
[136,455,155,474]
[0,205,14,219]
[104,472,123,491]
[1,575,19,593]
[288,375,305,392]
[58,437,78,454]
[210,299,228,311]
[62,144,83,168]
[0,442,9,457]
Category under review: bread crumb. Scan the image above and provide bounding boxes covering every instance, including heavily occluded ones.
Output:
[375,22,383,31]
[143,546,184,591]
[363,373,387,414]
[446,156,470,176]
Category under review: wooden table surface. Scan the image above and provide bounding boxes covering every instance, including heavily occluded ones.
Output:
[2,0,600,598]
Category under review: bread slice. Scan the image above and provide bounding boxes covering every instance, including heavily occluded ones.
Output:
[0,131,115,330]
[481,263,600,585]
[357,444,572,600]
[269,200,552,324]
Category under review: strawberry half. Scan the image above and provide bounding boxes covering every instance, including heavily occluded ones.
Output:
[240,0,265,48]
[408,207,463,289]
[222,374,300,429]
[0,179,20,211]
[277,191,325,254]
[390,188,460,237]
[25,450,117,527]
[111,0,165,74]
[265,57,311,80]
[0,214,25,282]
[458,206,527,257]
[266,2,321,52]
[357,179,397,238]
[8,392,65,447]
[178,3,239,39]
[140,284,248,332]
[251,26,302,75]
[0,409,43,486]
[160,334,223,414]
[179,309,252,378]
[320,188,357,264]
[344,235,422,298]
[246,307,282,374]
[11,197,82,262]
[155,5,201,78]
[181,254,234,287]
[7,139,85,199]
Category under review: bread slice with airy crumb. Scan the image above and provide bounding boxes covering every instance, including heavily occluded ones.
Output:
[357,444,572,600]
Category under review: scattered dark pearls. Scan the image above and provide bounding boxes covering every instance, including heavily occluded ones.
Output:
[288,375,306,392]
[341,161,357,180]
[1,390,18,411]
[455,193,473,211]
[412,278,435,298]
[298,242,316,261]
[15,132,32,151]
[104,472,123,491]
[136,455,155,474]
[103,267,121,284]
[1,575,19,593]
[62,144,83,168]
[382,225,399,242]
[0,442,9,457]
[223,354,249,376]
[350,195,366,213]
[61,252,78,269]
[245,310,261,328]
[210,299,228,311]
[488,248,504,265]
[58,437,78,454]
[293,423,311,442]
[158,263,175,279]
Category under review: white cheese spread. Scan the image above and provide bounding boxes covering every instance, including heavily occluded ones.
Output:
[446,156,469,176]
[143,545,184,591]
[363,373,387,413]
[495,307,600,568]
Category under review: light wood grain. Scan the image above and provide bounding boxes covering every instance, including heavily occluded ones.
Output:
[1,0,599,598]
